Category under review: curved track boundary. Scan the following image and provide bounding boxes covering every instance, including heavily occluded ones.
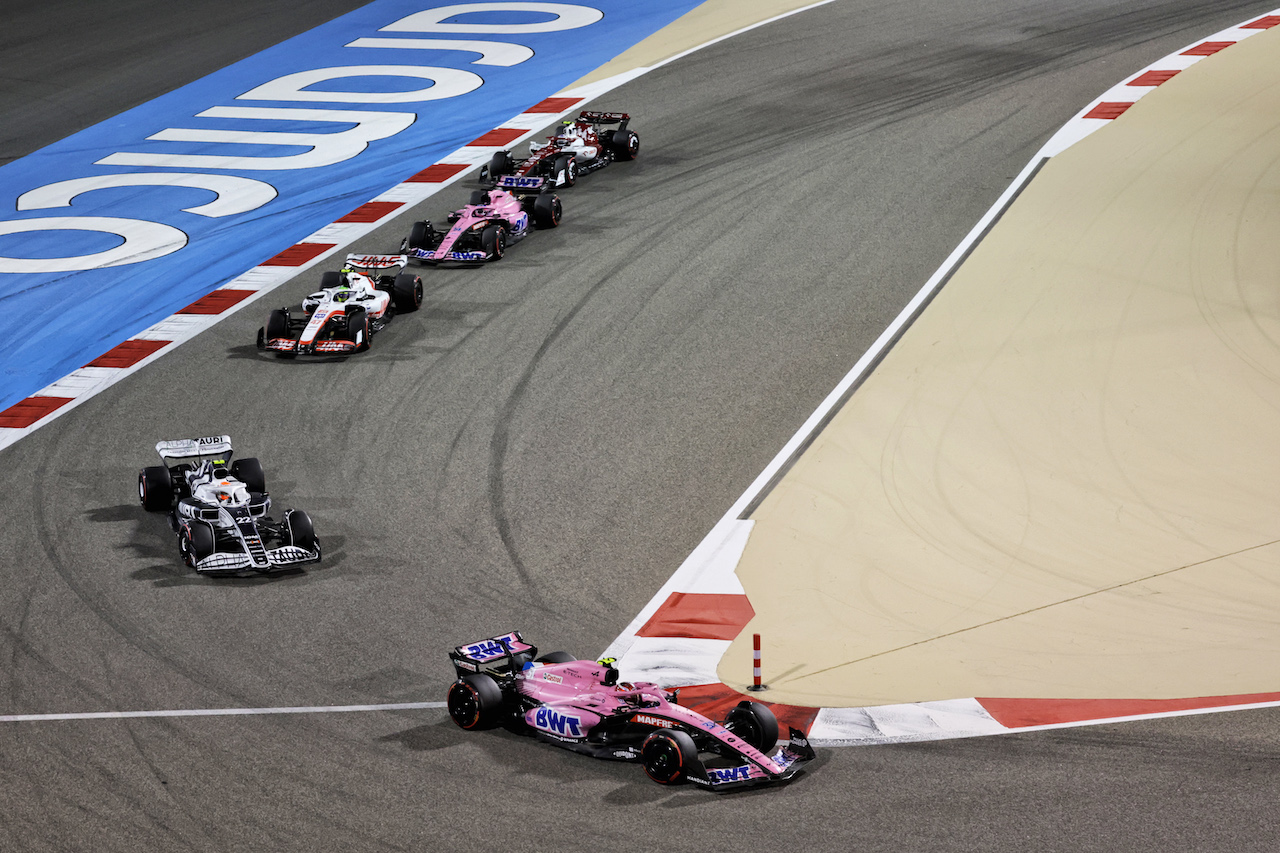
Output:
[603,7,1280,747]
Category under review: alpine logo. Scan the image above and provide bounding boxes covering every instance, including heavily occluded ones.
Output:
[534,708,582,737]
[708,765,752,783]
[632,714,674,729]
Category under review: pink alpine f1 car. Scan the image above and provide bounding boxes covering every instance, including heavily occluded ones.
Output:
[446,631,815,792]
[400,176,561,264]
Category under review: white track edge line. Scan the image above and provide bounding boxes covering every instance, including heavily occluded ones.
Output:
[0,700,447,723]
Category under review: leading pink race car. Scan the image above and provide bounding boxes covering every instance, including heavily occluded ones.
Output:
[446,631,816,791]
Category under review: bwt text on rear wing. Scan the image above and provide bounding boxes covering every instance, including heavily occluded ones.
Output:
[494,175,547,192]
[449,631,536,675]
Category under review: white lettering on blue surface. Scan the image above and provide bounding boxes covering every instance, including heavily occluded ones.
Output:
[383,3,603,34]
[17,174,278,218]
[0,216,186,273]
[98,107,416,171]
[238,65,482,104]
[345,38,534,67]
[0,2,606,273]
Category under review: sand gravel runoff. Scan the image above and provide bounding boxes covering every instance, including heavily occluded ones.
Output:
[721,23,1280,708]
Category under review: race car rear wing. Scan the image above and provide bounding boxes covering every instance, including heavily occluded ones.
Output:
[344,252,408,271]
[449,631,537,677]
[155,435,233,467]
[493,175,548,193]
[577,110,629,127]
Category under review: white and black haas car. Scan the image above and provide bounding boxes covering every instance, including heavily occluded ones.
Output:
[480,110,638,188]
[137,436,321,576]
[257,253,423,356]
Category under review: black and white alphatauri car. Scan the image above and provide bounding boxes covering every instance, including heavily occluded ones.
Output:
[137,436,321,576]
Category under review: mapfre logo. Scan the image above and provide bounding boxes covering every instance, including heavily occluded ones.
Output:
[632,714,674,728]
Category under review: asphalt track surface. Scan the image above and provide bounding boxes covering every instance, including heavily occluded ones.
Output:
[2,1,1278,851]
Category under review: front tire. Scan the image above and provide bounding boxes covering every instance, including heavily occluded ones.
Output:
[345,306,369,351]
[285,509,317,552]
[723,700,779,754]
[181,521,216,568]
[535,651,575,664]
[230,458,266,494]
[407,221,435,251]
[138,466,173,511]
[553,153,577,187]
[487,150,513,179]
[481,225,506,260]
[447,674,505,730]
[641,729,698,785]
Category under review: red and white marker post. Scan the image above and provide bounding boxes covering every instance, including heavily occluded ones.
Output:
[747,632,766,692]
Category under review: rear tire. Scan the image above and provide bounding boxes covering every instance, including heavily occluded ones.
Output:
[392,272,423,312]
[724,701,779,754]
[533,194,562,228]
[611,129,639,161]
[642,729,698,785]
[138,466,173,511]
[481,225,506,260]
[320,271,343,290]
[448,674,505,730]
[553,154,577,187]
[230,458,266,494]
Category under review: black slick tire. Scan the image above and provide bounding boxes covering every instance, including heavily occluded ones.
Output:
[447,674,504,730]
[285,509,317,551]
[724,700,779,754]
[230,457,266,494]
[535,651,574,664]
[612,129,639,160]
[407,221,433,251]
[320,270,343,289]
[533,194,561,228]
[553,153,577,187]
[392,272,423,312]
[345,306,369,351]
[481,225,506,260]
[641,729,698,785]
[138,466,173,511]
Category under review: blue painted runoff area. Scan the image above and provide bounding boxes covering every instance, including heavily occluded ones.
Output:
[0,0,703,413]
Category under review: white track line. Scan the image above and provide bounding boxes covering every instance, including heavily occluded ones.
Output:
[0,700,446,724]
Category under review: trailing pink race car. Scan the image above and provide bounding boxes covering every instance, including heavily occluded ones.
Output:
[446,631,815,792]
[480,110,638,188]
[400,176,561,264]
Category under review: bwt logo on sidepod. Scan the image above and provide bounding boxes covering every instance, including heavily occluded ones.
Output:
[0,2,606,274]
[534,708,582,737]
